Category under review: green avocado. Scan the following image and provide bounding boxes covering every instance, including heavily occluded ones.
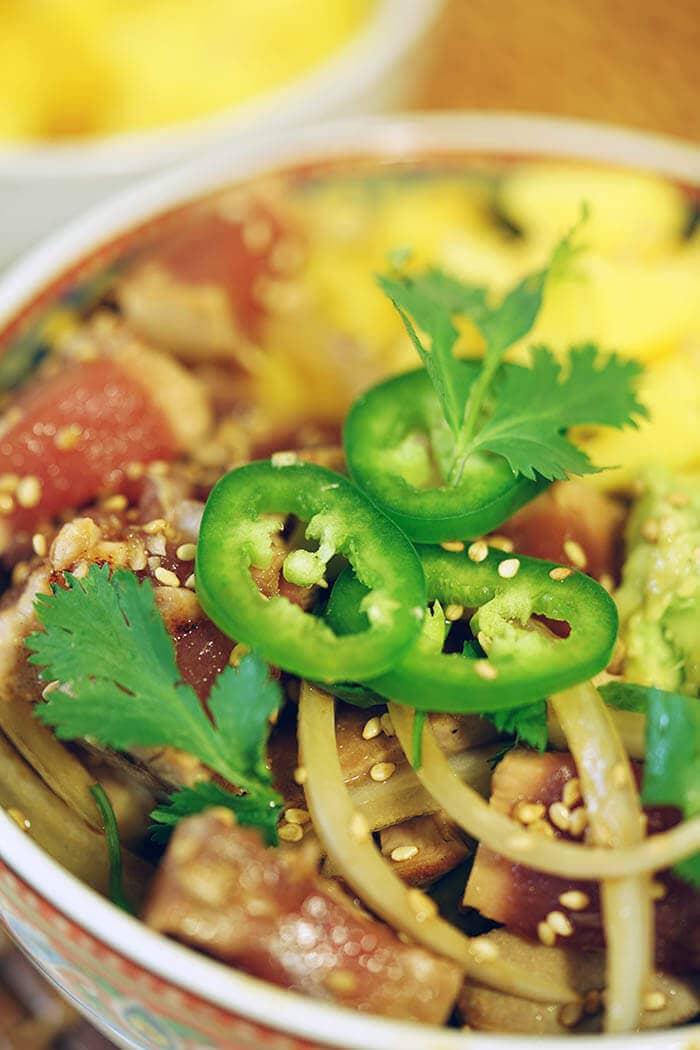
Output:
[616,469,700,696]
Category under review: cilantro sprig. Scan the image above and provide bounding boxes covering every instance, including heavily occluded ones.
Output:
[601,681,700,887]
[26,564,283,844]
[378,210,646,486]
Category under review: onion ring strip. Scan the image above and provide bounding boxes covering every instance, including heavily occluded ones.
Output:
[389,703,700,880]
[298,683,578,1004]
[551,683,653,1034]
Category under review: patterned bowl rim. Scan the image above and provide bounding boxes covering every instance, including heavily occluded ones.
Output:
[0,112,699,1050]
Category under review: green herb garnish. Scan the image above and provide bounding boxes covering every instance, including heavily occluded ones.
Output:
[486,699,548,752]
[90,783,131,912]
[602,681,700,887]
[26,564,283,843]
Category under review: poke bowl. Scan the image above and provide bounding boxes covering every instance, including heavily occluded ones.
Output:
[0,114,698,1050]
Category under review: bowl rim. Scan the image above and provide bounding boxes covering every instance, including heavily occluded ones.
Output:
[0,111,699,1050]
[0,0,443,179]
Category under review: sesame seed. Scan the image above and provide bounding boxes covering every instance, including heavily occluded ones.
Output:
[325,969,357,995]
[440,540,465,552]
[125,461,145,480]
[293,766,308,785]
[143,518,167,535]
[129,546,148,572]
[228,643,250,667]
[650,880,668,901]
[474,659,498,680]
[562,777,582,809]
[154,567,180,588]
[391,845,419,863]
[598,572,615,592]
[513,801,546,825]
[469,937,499,962]
[558,1002,583,1029]
[102,494,128,512]
[285,808,310,825]
[643,991,667,1012]
[0,474,18,492]
[0,493,14,515]
[184,573,196,590]
[7,807,30,831]
[406,888,438,922]
[54,423,83,451]
[549,565,573,581]
[380,712,395,737]
[537,920,557,947]
[530,818,556,838]
[16,475,41,508]
[569,806,589,837]
[31,533,47,558]
[270,450,298,467]
[349,812,369,843]
[563,539,587,569]
[549,802,571,832]
[444,603,464,621]
[176,543,197,561]
[477,630,493,652]
[489,534,514,553]
[559,890,590,911]
[547,910,574,937]
[370,762,396,783]
[467,540,488,563]
[362,716,381,741]
[498,557,520,579]
[278,823,304,843]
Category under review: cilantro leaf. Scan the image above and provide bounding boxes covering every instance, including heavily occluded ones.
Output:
[486,700,548,752]
[464,345,648,480]
[601,681,700,887]
[150,781,280,846]
[26,564,283,840]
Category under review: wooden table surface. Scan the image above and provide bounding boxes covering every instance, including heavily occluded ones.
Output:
[417,0,700,143]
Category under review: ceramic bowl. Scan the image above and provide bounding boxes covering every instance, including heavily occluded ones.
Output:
[0,113,698,1050]
[0,0,442,269]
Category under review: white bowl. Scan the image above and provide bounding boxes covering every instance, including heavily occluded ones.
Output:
[0,113,698,1050]
[0,0,442,269]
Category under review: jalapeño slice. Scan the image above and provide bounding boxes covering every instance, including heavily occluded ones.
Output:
[196,459,425,683]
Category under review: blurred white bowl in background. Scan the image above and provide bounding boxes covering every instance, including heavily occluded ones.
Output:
[0,0,442,270]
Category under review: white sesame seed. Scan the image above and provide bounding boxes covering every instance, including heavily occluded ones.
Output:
[270,450,299,468]
[562,777,582,809]
[54,423,83,451]
[143,518,167,535]
[513,801,546,825]
[498,557,520,579]
[549,802,571,832]
[324,969,357,994]
[547,910,574,937]
[643,991,667,1012]
[444,603,464,621]
[278,823,304,843]
[380,712,395,737]
[489,534,514,553]
[467,540,488,563]
[559,890,590,911]
[11,561,29,585]
[16,475,41,509]
[102,494,128,512]
[125,461,145,480]
[293,766,308,785]
[563,539,587,569]
[530,818,556,838]
[549,565,573,581]
[474,659,498,680]
[440,540,465,552]
[349,812,369,843]
[469,937,499,961]
[391,845,419,863]
[370,762,396,783]
[559,1002,583,1029]
[537,920,557,947]
[0,493,14,515]
[598,572,615,593]
[31,533,47,558]
[154,567,180,588]
[285,808,310,825]
[184,573,196,590]
[362,716,381,741]
[175,543,197,562]
[569,806,589,837]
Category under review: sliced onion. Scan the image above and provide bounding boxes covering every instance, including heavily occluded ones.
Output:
[389,703,700,880]
[298,683,578,1004]
[549,704,646,760]
[551,683,653,1034]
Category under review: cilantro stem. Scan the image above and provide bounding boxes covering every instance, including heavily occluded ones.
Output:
[90,784,132,913]
[448,357,501,487]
